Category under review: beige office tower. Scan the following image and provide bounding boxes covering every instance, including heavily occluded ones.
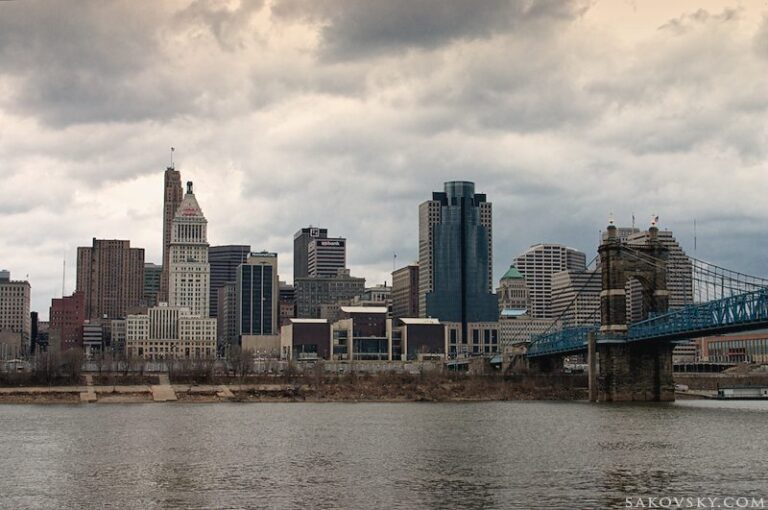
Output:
[551,269,601,327]
[513,244,587,319]
[625,229,692,322]
[392,264,419,319]
[76,239,145,320]
[168,181,210,318]
[0,270,31,356]
[160,166,183,303]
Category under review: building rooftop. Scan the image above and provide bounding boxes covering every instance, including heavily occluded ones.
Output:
[340,306,388,314]
[399,318,441,325]
[289,318,329,324]
[501,265,524,280]
[501,308,529,317]
[174,183,206,220]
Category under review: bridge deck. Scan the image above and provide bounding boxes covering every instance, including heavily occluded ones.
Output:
[527,288,768,358]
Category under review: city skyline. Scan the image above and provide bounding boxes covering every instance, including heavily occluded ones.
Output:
[1,0,767,318]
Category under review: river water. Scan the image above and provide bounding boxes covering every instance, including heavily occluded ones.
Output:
[1,400,767,509]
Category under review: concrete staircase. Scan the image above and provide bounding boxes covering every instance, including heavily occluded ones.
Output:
[150,374,177,402]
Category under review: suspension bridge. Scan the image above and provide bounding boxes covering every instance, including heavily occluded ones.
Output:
[518,222,768,402]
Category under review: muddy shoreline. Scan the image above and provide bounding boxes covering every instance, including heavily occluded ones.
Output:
[0,378,589,404]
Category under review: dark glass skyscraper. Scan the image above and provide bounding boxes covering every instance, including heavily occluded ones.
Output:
[293,227,327,281]
[209,245,251,318]
[237,252,278,337]
[419,181,497,329]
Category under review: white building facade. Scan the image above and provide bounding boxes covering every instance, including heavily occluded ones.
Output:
[123,304,216,360]
[168,181,210,318]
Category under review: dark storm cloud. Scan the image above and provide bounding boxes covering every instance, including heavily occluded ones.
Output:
[0,0,268,127]
[0,1,179,125]
[271,0,590,60]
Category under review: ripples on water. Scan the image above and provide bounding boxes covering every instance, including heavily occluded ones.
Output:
[1,400,767,509]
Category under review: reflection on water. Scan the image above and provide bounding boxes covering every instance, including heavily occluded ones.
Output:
[0,400,767,509]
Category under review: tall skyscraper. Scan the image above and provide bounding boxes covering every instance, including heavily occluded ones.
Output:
[160,165,183,303]
[237,252,279,353]
[209,245,251,318]
[168,181,210,317]
[392,264,419,318]
[143,262,162,307]
[513,244,587,319]
[293,227,327,280]
[76,239,145,320]
[0,270,31,356]
[418,181,496,331]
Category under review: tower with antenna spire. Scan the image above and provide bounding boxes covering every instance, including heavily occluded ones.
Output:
[160,151,183,303]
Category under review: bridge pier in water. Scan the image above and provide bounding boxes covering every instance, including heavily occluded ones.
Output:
[593,342,674,402]
[593,221,674,402]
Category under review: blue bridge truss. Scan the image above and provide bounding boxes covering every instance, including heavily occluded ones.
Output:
[526,325,598,357]
[527,288,768,358]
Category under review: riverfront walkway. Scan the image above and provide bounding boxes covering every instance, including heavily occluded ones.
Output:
[0,382,307,403]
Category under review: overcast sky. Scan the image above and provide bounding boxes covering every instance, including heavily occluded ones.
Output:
[1,0,767,318]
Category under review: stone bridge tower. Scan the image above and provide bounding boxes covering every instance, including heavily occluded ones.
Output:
[592,221,675,401]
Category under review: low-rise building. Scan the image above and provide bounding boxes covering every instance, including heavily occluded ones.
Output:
[392,318,446,361]
[443,321,500,357]
[332,306,390,361]
[124,304,216,360]
[280,319,331,361]
[82,321,104,358]
[699,332,768,364]
[281,311,448,362]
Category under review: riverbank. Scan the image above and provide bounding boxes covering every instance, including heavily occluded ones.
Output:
[0,374,588,404]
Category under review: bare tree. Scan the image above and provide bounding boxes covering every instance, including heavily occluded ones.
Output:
[61,349,84,385]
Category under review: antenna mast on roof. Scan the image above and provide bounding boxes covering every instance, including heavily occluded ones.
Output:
[170,147,175,169]
[694,218,697,252]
